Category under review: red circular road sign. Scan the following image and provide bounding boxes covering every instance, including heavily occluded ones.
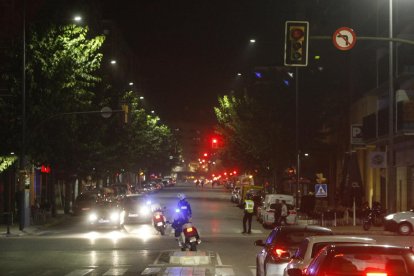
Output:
[333,27,357,51]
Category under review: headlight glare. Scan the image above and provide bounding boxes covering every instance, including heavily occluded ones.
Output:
[140,206,150,215]
[89,213,98,221]
[110,212,119,221]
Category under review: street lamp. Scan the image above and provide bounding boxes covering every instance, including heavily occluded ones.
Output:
[110,60,117,65]
[250,39,256,43]
[73,15,82,22]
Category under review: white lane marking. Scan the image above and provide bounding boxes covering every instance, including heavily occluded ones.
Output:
[141,267,161,275]
[103,268,128,275]
[216,252,223,266]
[215,266,235,276]
[64,269,94,276]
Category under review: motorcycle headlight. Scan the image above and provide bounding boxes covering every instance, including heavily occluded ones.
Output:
[140,206,150,215]
[89,213,98,222]
[385,214,395,220]
[110,212,119,221]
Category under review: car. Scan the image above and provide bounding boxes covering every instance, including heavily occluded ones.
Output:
[262,195,297,228]
[120,194,152,223]
[87,201,125,229]
[283,235,376,276]
[384,210,414,235]
[73,191,99,216]
[255,225,333,276]
[288,244,414,276]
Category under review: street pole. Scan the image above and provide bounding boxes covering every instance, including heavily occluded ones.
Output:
[295,66,300,207]
[19,0,27,231]
[387,0,394,212]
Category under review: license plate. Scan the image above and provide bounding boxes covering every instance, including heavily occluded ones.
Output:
[189,237,197,242]
[156,222,163,226]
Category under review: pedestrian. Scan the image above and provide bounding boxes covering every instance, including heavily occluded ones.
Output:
[280,200,288,226]
[273,199,282,226]
[242,193,255,234]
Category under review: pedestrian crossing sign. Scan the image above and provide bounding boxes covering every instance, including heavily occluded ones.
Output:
[315,184,328,198]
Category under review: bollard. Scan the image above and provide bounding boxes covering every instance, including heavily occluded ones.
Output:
[321,213,324,227]
[334,212,337,227]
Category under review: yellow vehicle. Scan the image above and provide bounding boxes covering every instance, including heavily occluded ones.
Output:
[240,185,263,203]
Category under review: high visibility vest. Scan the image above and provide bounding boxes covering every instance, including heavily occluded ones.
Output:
[245,200,254,213]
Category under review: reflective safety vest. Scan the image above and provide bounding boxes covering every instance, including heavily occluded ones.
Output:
[245,200,254,213]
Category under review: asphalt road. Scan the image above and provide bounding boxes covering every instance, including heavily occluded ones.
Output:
[0,182,413,276]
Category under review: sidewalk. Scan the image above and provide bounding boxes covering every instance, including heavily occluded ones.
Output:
[296,219,396,236]
[0,212,69,237]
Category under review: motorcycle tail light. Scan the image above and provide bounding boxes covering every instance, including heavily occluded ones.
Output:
[155,215,161,219]
[186,227,193,233]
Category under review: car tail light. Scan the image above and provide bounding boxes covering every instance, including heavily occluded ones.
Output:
[366,273,387,276]
[270,246,289,259]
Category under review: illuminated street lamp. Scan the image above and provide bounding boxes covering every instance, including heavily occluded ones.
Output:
[139,96,144,100]
[250,39,256,43]
[73,15,82,22]
[110,60,117,65]
[129,82,134,86]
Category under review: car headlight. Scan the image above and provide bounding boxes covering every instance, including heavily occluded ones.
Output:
[89,213,98,222]
[110,212,119,221]
[140,206,150,215]
[385,214,395,220]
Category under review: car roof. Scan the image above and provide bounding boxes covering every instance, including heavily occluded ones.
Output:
[325,244,413,253]
[276,225,333,233]
[306,235,376,244]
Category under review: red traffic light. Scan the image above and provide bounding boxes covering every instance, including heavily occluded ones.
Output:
[291,28,304,40]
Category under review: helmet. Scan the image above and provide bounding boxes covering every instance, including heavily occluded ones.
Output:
[246,193,252,200]
[177,193,186,200]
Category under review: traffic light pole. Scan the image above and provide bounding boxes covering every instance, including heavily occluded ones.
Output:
[295,66,300,208]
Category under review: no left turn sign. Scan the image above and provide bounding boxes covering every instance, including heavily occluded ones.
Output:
[333,27,356,51]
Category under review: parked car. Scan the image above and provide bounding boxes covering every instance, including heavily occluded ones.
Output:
[87,201,125,229]
[288,244,414,276]
[120,194,152,223]
[262,194,297,228]
[73,191,99,216]
[384,210,414,235]
[255,225,333,276]
[283,235,376,276]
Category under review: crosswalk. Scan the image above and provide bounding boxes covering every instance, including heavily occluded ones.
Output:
[33,265,258,276]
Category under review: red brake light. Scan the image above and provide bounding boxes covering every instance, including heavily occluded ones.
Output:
[186,227,193,233]
[271,247,288,258]
[366,273,387,276]
[155,215,160,219]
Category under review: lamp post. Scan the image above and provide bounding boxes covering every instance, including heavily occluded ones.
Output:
[387,0,394,212]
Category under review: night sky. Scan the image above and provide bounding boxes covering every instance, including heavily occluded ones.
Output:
[101,0,291,127]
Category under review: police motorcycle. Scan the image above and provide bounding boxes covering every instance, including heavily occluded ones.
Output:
[151,204,167,235]
[362,201,385,231]
[170,208,201,251]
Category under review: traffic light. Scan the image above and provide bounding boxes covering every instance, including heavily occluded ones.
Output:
[211,138,218,149]
[284,21,309,67]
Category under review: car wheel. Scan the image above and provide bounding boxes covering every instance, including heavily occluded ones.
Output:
[398,222,412,235]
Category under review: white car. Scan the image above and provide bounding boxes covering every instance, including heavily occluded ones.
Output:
[384,210,414,235]
[283,235,376,276]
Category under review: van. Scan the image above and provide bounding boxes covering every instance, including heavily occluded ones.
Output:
[259,194,297,227]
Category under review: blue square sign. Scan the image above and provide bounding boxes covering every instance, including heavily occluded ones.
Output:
[315,184,328,198]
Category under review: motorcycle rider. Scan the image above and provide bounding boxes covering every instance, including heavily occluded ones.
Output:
[177,193,192,220]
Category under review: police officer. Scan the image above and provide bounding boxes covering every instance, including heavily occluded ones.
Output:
[177,193,192,220]
[242,193,254,234]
